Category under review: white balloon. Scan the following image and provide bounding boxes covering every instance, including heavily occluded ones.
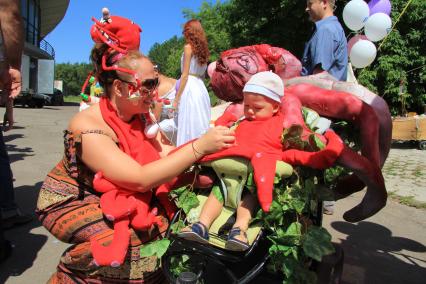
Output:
[364,12,392,42]
[350,40,377,68]
[343,0,370,31]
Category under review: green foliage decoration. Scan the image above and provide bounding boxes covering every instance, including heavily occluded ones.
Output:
[281,125,325,152]
[173,186,200,215]
[140,238,170,259]
[169,167,335,283]
[252,171,335,283]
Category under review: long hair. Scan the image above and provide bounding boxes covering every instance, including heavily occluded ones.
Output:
[183,20,210,65]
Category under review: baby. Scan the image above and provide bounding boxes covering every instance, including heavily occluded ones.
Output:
[179,71,284,251]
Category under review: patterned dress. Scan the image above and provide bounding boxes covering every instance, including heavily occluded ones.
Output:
[36,130,168,283]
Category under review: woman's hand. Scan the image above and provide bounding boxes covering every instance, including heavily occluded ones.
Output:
[194,126,235,155]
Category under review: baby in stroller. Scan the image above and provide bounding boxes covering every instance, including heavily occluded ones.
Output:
[179,71,285,251]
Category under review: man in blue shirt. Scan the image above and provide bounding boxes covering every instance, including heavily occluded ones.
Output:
[301,0,348,81]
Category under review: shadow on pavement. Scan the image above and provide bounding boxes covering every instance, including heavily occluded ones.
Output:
[331,221,426,284]
[0,182,47,284]
[2,125,26,131]
[3,133,24,143]
[3,130,34,164]
[5,142,34,164]
[42,106,64,110]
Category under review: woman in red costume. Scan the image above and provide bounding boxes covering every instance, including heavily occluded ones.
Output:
[35,15,234,283]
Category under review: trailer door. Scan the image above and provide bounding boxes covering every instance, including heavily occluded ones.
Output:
[37,59,54,95]
[21,55,30,92]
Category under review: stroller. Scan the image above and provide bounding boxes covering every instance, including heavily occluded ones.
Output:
[161,156,344,284]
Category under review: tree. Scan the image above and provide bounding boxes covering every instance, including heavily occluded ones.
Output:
[148,1,232,105]
[149,36,185,78]
[55,62,92,96]
[224,0,312,58]
[149,0,425,114]
[355,0,426,115]
[183,1,232,61]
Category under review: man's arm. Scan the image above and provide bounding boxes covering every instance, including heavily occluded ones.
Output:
[0,0,23,70]
[0,0,24,100]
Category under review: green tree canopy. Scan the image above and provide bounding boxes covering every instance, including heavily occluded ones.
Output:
[356,0,426,115]
[55,0,424,114]
[55,62,92,96]
[149,36,185,78]
[224,0,312,58]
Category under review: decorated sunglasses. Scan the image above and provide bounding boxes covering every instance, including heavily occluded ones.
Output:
[119,77,159,100]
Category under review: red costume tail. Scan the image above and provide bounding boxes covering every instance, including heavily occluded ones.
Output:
[90,218,131,267]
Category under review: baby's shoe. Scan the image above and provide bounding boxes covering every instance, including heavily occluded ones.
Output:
[178,222,209,244]
[225,227,249,251]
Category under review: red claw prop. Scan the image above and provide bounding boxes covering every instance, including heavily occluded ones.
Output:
[207,44,391,222]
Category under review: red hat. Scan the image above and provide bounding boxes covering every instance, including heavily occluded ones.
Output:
[90,15,142,53]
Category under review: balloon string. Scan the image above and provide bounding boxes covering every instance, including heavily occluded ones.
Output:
[377,0,414,52]
[358,0,415,78]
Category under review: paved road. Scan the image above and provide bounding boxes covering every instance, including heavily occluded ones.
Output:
[0,105,425,283]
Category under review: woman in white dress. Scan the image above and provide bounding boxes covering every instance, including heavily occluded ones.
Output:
[173,19,211,146]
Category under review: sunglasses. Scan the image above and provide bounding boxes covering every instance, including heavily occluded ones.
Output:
[118,77,159,101]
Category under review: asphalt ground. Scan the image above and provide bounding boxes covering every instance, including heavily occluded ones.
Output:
[0,104,425,283]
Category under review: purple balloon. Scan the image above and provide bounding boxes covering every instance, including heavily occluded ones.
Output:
[367,0,391,16]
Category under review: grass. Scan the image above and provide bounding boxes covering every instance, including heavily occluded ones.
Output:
[64,95,82,103]
[387,191,426,209]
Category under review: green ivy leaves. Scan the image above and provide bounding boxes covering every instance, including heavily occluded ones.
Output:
[174,187,200,214]
[140,239,171,259]
[257,171,335,283]
[170,168,335,283]
[302,227,335,262]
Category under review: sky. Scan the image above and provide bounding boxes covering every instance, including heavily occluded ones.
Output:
[44,0,213,64]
